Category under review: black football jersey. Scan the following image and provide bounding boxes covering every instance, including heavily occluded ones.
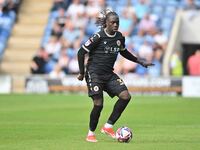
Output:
[82,29,126,74]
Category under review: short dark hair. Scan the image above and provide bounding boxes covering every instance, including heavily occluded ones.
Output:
[95,9,118,29]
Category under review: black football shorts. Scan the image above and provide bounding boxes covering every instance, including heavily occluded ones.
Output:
[85,71,128,98]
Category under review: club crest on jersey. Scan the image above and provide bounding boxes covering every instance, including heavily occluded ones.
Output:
[85,39,91,46]
[117,79,124,85]
[116,40,121,46]
[93,86,99,92]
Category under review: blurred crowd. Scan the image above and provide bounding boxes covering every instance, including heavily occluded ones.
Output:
[0,0,22,59]
[30,0,200,78]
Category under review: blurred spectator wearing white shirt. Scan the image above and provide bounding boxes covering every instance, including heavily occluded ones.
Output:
[138,40,153,61]
[44,36,62,56]
[85,0,102,18]
[66,0,85,20]
[49,64,66,78]
[154,29,168,50]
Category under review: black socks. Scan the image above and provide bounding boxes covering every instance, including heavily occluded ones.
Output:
[107,99,130,125]
[89,99,130,131]
[89,105,103,131]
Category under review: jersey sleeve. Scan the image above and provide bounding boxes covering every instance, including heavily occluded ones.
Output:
[82,33,101,52]
[120,36,126,51]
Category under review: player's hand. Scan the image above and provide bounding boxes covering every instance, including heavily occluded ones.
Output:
[77,73,84,81]
[140,61,155,68]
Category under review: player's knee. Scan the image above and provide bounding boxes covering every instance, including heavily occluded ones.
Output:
[125,93,131,101]
[92,94,104,106]
[94,101,103,107]
[119,90,131,101]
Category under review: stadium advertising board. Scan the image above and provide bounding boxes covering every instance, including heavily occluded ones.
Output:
[121,75,181,95]
[182,76,200,97]
[25,76,49,93]
[25,75,181,95]
[0,75,11,93]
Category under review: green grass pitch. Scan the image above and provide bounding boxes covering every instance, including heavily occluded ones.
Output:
[0,94,200,150]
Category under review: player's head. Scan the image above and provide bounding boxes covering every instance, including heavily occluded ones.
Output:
[96,9,119,34]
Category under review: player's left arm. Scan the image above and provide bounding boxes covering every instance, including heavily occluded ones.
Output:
[120,49,154,68]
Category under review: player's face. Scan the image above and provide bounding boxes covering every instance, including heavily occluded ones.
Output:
[106,15,119,35]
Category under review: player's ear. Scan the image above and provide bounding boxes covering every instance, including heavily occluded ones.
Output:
[105,20,108,27]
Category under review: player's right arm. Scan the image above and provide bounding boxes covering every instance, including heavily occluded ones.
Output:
[77,33,101,81]
[77,47,87,81]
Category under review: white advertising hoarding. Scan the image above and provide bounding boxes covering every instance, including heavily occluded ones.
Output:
[182,76,200,97]
[0,75,12,93]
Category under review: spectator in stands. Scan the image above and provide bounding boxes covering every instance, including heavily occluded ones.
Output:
[120,56,138,75]
[170,50,183,77]
[187,49,200,75]
[85,16,98,37]
[138,40,153,61]
[125,0,136,18]
[138,13,156,35]
[97,0,105,10]
[2,0,22,15]
[85,0,102,19]
[183,0,200,10]
[154,28,168,50]
[44,36,62,56]
[116,41,138,74]
[51,7,67,39]
[30,47,49,74]
[119,8,135,37]
[0,0,21,58]
[62,16,84,48]
[183,0,200,20]
[66,0,85,20]
[72,10,88,30]
[49,64,66,78]
[55,7,67,30]
[148,48,162,77]
[51,0,69,11]
[54,47,70,73]
[51,21,63,39]
[134,0,150,20]
[131,30,145,52]
[135,40,153,76]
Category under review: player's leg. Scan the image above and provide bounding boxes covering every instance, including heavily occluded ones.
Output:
[107,90,131,125]
[85,77,104,142]
[89,94,104,132]
[85,71,105,142]
[101,74,131,138]
[101,90,131,138]
[86,94,104,142]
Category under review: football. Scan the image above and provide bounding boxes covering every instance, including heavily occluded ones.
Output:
[116,126,133,143]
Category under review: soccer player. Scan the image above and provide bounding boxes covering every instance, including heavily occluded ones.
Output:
[77,10,154,142]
